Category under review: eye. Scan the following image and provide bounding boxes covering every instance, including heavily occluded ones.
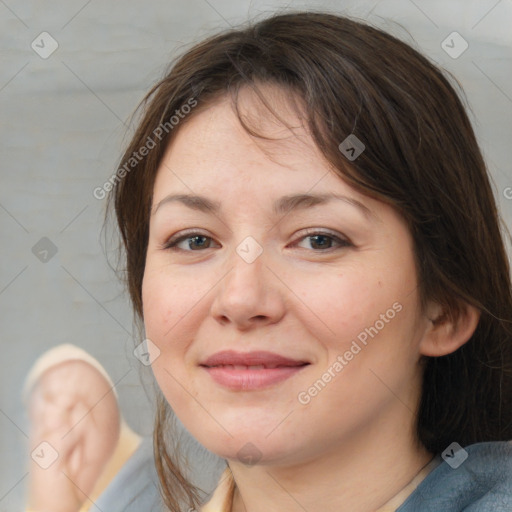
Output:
[161,229,351,252]
[162,231,220,251]
[292,230,352,251]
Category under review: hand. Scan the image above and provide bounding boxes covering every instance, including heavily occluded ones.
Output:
[26,360,120,512]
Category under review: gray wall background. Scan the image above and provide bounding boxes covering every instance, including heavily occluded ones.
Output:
[1,0,511,509]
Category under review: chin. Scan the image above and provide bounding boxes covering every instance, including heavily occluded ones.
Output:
[193,428,299,466]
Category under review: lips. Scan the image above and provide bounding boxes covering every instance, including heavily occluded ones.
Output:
[201,350,309,369]
[200,350,310,391]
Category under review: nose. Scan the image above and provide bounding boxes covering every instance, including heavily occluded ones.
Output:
[209,248,286,331]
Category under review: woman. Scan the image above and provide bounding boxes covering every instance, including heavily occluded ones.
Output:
[109,11,512,512]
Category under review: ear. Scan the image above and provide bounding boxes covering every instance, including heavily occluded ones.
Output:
[419,301,481,357]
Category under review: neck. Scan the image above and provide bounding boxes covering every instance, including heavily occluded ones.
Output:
[229,410,432,512]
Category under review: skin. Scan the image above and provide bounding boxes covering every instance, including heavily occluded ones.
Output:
[27,361,120,512]
[142,85,480,512]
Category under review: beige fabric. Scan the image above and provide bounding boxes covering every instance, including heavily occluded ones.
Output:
[201,456,440,512]
[201,468,235,512]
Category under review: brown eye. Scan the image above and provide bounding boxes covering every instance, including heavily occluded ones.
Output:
[306,234,334,250]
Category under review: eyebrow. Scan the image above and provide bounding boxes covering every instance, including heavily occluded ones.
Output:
[152,192,376,220]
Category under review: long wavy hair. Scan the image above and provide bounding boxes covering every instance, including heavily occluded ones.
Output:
[107,11,512,511]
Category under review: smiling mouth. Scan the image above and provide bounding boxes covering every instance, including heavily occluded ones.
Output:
[200,351,310,390]
[203,363,308,370]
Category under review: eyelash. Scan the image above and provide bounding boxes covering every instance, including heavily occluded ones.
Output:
[161,228,352,253]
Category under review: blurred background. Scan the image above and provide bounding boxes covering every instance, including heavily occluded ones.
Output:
[1,0,511,509]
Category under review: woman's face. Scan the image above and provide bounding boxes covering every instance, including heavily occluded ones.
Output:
[142,87,433,465]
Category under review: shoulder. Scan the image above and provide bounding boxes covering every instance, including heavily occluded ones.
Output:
[398,441,512,512]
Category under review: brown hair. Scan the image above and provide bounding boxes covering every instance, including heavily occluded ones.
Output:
[107,11,512,511]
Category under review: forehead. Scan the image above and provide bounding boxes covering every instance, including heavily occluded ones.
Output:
[153,86,349,199]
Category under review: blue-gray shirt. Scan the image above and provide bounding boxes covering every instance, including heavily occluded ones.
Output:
[89,439,512,511]
[90,437,164,512]
[398,441,512,511]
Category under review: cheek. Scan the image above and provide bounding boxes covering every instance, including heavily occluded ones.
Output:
[141,265,211,356]
[292,268,387,343]
[298,263,419,363]
[142,265,183,336]
[142,271,194,408]
[142,281,172,341]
